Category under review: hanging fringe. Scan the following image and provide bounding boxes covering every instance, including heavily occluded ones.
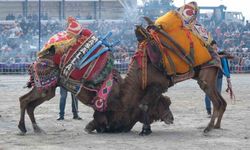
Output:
[141,43,148,90]
[132,41,148,90]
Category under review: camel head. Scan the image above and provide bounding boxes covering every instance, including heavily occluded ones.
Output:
[26,43,61,90]
[148,95,174,125]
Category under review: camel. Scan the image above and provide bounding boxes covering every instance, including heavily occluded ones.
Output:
[89,24,227,135]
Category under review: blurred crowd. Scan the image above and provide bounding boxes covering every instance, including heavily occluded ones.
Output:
[0,19,63,63]
[0,15,250,72]
[203,20,250,72]
[0,19,136,64]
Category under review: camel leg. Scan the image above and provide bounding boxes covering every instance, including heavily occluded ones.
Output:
[85,119,98,133]
[85,110,110,133]
[198,67,223,133]
[139,84,164,136]
[18,88,37,134]
[18,87,55,134]
[204,87,221,132]
[139,108,152,136]
[95,111,109,133]
[26,99,47,134]
[26,88,55,133]
[214,93,227,129]
[18,101,27,134]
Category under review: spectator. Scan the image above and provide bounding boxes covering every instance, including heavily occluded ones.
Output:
[57,87,82,120]
[86,13,92,20]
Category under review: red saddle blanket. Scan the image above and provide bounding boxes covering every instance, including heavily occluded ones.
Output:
[51,30,110,81]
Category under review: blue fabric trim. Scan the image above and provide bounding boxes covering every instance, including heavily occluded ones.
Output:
[221,57,230,78]
[78,47,110,69]
[76,32,119,69]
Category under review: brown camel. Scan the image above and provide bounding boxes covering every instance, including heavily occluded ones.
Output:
[18,46,174,135]
[89,25,227,135]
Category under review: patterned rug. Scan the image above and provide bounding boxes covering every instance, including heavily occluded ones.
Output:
[28,58,59,92]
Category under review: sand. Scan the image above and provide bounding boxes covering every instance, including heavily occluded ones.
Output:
[0,74,249,150]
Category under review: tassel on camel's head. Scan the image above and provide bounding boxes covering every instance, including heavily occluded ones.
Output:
[66,16,83,38]
[176,1,198,26]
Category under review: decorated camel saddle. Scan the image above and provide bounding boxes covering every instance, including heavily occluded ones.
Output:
[134,1,221,83]
[29,17,119,112]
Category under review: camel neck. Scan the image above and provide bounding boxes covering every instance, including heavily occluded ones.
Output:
[120,62,143,106]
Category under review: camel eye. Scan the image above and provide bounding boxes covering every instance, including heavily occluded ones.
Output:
[48,46,56,55]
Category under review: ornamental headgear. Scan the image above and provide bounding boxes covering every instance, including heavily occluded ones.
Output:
[176,1,198,26]
[66,16,83,36]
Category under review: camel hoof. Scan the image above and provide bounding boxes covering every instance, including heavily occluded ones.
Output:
[17,131,26,136]
[34,129,46,134]
[203,127,212,133]
[18,123,27,134]
[96,127,106,133]
[33,124,46,134]
[84,127,94,134]
[214,125,221,129]
[85,119,99,133]
[139,128,152,136]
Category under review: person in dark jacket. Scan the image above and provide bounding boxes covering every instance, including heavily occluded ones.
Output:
[57,87,82,120]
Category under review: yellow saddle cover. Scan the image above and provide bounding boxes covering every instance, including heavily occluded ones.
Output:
[155,11,212,74]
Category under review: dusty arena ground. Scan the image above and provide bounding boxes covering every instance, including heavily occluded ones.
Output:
[0,74,249,150]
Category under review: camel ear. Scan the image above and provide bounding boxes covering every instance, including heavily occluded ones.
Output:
[48,45,56,55]
[134,25,149,42]
[163,96,171,105]
[143,16,154,25]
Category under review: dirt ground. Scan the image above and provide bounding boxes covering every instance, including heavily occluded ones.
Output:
[0,74,249,150]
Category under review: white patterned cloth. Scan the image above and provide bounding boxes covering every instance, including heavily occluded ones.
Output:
[176,1,212,45]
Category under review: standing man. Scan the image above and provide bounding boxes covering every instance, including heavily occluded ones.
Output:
[57,87,82,120]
